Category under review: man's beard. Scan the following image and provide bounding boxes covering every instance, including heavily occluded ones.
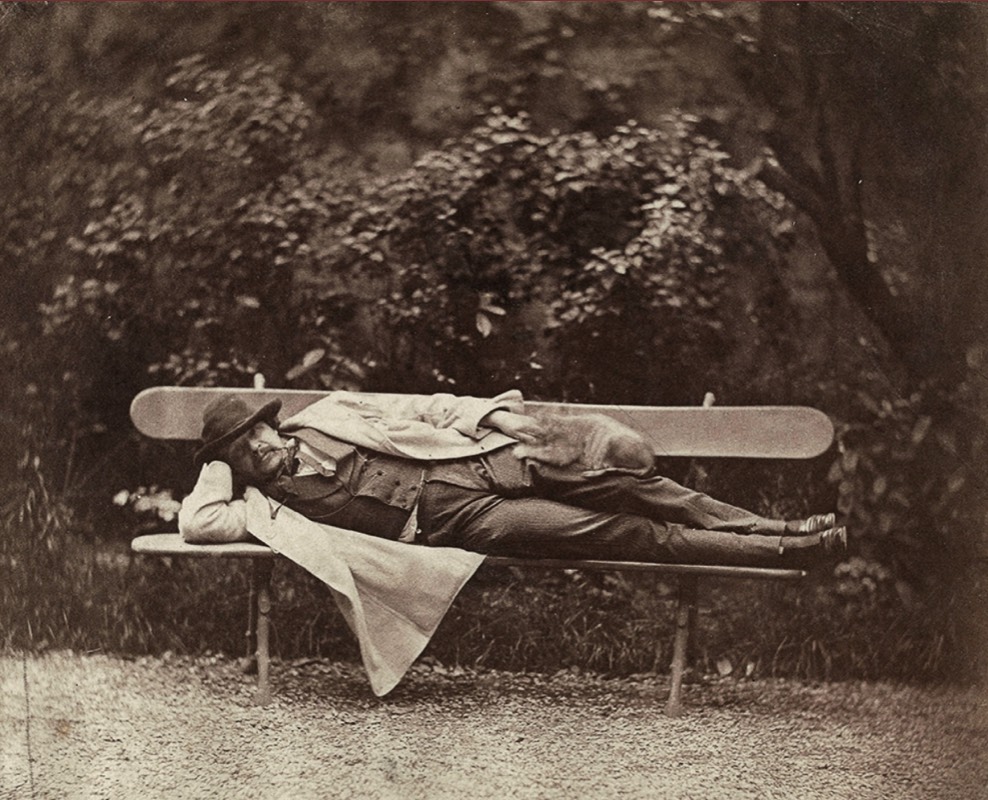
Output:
[252,439,299,482]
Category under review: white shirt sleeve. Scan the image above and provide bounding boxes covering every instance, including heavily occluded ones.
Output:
[177,461,251,543]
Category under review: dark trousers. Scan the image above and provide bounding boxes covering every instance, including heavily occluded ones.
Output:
[419,452,822,568]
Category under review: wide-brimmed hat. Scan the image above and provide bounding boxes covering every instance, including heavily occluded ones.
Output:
[194,395,282,466]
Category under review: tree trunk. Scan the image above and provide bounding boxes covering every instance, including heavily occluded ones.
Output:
[751,3,988,383]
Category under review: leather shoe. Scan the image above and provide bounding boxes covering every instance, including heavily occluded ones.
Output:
[820,526,848,555]
[790,513,837,534]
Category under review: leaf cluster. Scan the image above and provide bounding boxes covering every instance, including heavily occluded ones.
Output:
[312,110,788,399]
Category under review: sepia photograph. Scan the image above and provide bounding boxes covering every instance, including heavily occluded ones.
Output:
[1,2,986,797]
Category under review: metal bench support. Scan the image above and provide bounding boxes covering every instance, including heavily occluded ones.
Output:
[252,558,274,706]
[665,574,698,717]
[132,536,805,713]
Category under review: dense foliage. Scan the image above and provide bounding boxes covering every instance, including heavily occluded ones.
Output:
[310,111,791,403]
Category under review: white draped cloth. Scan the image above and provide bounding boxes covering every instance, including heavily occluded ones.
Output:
[244,488,483,696]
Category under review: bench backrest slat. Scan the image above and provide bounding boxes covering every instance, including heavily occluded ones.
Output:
[130,387,833,459]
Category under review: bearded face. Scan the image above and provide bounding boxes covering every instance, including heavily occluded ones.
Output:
[222,421,293,484]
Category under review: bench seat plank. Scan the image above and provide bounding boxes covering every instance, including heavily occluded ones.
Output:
[132,533,275,559]
[485,557,805,580]
[131,534,805,580]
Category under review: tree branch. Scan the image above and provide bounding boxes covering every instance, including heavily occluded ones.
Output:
[756,161,826,225]
[763,130,827,207]
[761,153,942,380]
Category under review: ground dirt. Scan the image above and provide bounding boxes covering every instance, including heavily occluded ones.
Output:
[2,651,986,800]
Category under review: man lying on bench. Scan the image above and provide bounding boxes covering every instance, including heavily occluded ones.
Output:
[179,390,846,568]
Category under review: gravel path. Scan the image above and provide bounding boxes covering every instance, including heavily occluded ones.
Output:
[2,651,986,800]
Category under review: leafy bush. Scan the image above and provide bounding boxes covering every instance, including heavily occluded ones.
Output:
[312,110,790,403]
[823,367,988,591]
[44,55,332,391]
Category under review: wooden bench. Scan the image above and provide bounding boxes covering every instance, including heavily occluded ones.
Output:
[130,387,834,716]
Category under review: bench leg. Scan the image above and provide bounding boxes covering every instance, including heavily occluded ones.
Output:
[252,558,274,706]
[665,575,698,718]
[244,565,258,673]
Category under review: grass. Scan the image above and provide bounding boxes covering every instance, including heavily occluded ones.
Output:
[3,530,980,684]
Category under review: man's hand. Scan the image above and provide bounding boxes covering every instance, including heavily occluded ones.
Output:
[480,410,546,444]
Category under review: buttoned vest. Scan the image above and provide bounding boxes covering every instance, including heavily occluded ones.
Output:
[261,427,426,540]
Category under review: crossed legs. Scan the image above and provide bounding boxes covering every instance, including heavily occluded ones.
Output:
[526,466,788,536]
[419,481,827,568]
